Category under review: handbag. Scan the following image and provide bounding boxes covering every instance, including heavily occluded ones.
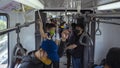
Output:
[39,48,52,65]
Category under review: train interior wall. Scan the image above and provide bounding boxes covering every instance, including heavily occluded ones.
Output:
[7,11,36,67]
[95,22,120,64]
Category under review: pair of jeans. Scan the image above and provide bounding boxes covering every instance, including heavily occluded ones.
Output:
[72,57,82,68]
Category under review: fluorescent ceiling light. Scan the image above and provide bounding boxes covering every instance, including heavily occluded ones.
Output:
[97,1,120,10]
[14,0,44,9]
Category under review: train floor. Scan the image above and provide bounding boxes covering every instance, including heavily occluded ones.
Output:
[59,56,72,68]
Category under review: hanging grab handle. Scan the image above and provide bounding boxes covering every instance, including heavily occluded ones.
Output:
[96,19,102,35]
[13,23,26,60]
[65,8,67,16]
[79,32,93,46]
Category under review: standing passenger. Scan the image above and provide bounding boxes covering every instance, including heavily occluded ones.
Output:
[66,23,85,68]
[66,23,76,68]
[39,19,69,68]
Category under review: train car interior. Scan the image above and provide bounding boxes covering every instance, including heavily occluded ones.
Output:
[0,0,120,68]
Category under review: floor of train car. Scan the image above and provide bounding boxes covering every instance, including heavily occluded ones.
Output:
[60,56,72,68]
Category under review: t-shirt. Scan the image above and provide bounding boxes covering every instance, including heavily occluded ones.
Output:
[52,33,60,41]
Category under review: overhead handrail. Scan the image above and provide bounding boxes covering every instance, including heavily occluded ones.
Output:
[96,19,102,35]
[98,20,120,25]
[0,21,34,35]
[13,23,26,61]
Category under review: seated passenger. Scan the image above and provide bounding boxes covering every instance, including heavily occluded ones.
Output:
[14,48,27,68]
[104,47,120,68]
[19,49,52,68]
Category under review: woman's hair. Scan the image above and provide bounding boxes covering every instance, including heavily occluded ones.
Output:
[105,47,120,68]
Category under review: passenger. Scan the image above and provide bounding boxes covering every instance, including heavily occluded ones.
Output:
[39,19,69,68]
[19,49,52,68]
[66,23,76,68]
[40,29,69,68]
[71,23,76,30]
[104,47,120,68]
[41,23,60,68]
[59,21,66,37]
[66,23,85,68]
[58,29,70,57]
[14,48,27,68]
[94,59,105,68]
[50,19,54,23]
[50,18,57,25]
[39,19,60,45]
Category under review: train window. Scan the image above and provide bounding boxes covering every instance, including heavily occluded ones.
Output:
[0,14,8,68]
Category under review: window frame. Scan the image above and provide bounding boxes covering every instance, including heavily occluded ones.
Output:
[0,13,9,67]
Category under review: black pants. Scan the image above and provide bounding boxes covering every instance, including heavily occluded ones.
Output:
[53,61,59,68]
[67,52,71,68]
[43,64,51,68]
[44,61,59,68]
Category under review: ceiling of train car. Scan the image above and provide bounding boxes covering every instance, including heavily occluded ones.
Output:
[39,0,120,9]
[97,0,119,5]
[39,0,94,9]
[0,0,120,12]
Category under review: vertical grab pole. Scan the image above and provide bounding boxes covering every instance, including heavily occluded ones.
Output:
[79,14,94,68]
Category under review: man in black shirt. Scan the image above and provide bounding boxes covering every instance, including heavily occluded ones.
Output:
[66,23,85,68]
